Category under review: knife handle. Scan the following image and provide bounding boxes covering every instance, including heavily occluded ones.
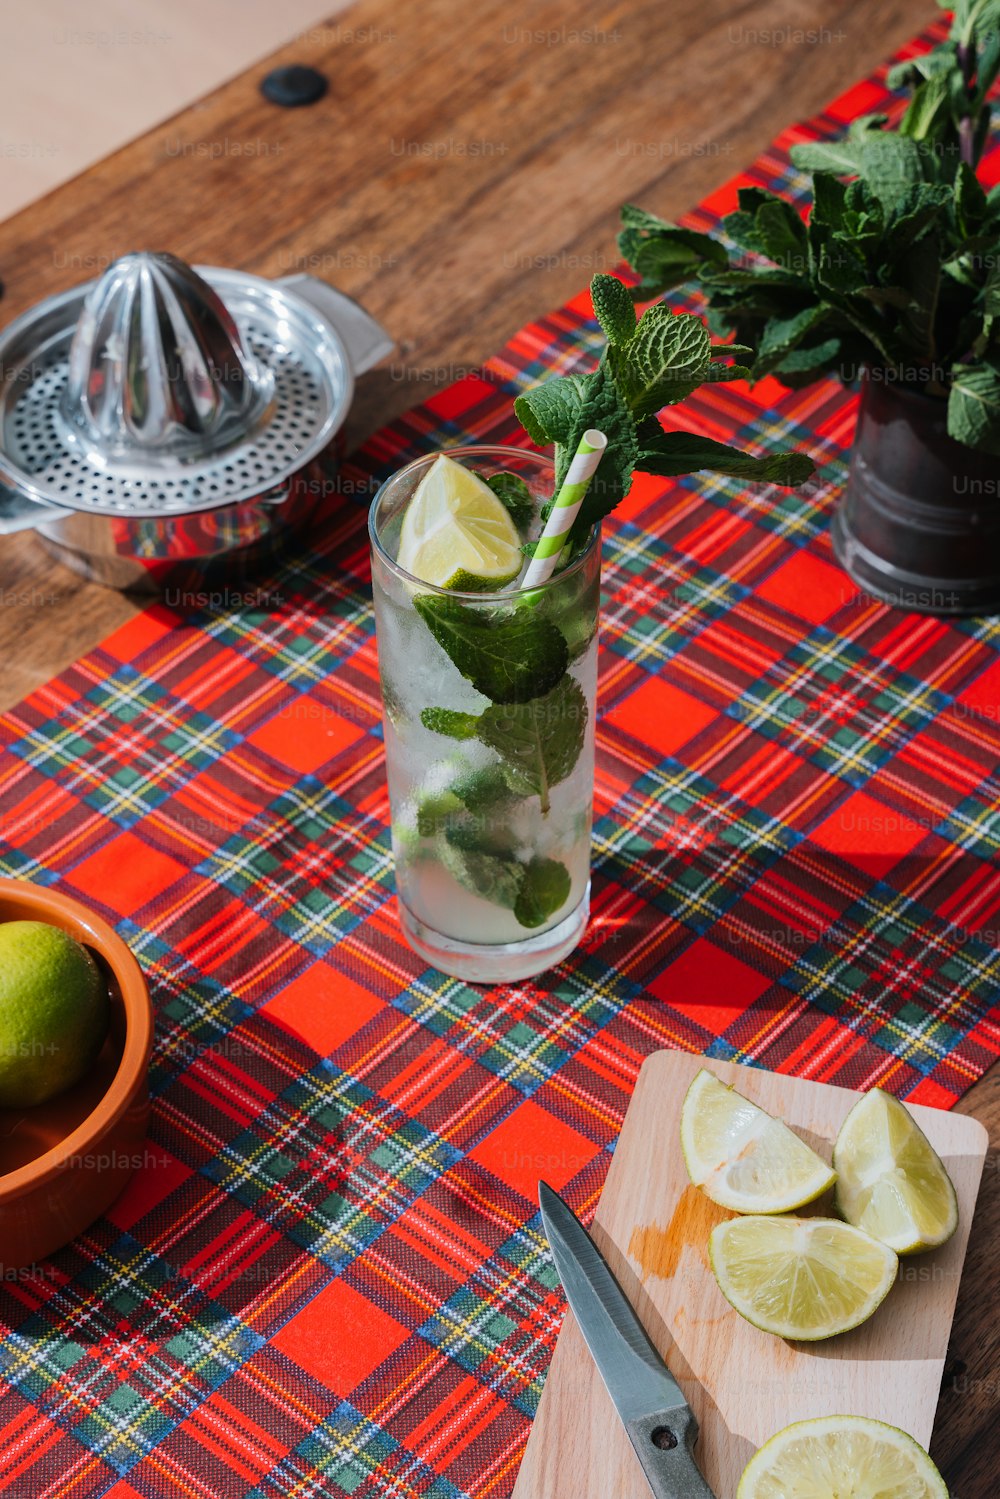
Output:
[623,1409,717,1499]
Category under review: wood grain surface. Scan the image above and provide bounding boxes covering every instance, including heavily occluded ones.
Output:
[0,0,927,708]
[1,4,997,1493]
[512,1051,989,1499]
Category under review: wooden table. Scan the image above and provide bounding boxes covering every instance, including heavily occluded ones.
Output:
[0,3,995,1493]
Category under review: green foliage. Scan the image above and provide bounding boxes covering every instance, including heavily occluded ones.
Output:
[616,3,1000,452]
[413,595,568,704]
[485,471,534,529]
[637,429,815,486]
[514,275,811,540]
[591,272,638,345]
[440,840,523,910]
[420,707,480,739]
[478,676,587,815]
[514,857,573,928]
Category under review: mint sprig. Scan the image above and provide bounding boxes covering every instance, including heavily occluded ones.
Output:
[618,202,728,300]
[516,360,638,534]
[514,270,811,541]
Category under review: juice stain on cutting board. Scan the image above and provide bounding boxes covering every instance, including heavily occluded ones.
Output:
[629,1183,729,1279]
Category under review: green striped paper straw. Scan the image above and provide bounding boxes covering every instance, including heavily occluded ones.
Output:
[522,428,607,588]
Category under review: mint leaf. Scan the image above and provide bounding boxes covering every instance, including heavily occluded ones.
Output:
[617,205,727,298]
[953,161,989,239]
[514,857,572,929]
[514,373,587,446]
[772,337,843,379]
[451,763,516,810]
[591,273,637,346]
[415,789,463,838]
[711,343,755,362]
[900,72,954,145]
[789,138,865,179]
[413,595,568,704]
[440,840,523,910]
[486,472,534,529]
[752,306,830,377]
[638,428,814,486]
[724,190,808,268]
[705,361,751,384]
[477,675,587,814]
[444,806,519,858]
[948,358,1000,452]
[609,305,712,417]
[792,128,926,214]
[421,706,480,739]
[754,199,809,268]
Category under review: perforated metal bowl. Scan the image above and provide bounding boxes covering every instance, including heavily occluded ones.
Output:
[0,253,392,590]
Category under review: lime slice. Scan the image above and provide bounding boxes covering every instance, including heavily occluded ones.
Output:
[737,1414,948,1498]
[709,1215,898,1340]
[680,1068,836,1213]
[397,455,523,590]
[834,1088,958,1254]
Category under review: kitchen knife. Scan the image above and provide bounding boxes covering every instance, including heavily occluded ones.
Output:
[539,1181,716,1499]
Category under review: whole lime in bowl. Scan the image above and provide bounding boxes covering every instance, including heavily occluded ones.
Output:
[0,919,111,1108]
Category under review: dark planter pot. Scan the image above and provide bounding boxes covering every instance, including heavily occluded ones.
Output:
[831,374,1000,615]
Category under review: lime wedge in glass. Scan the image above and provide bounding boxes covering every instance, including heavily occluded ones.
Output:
[680,1068,836,1213]
[737,1414,948,1498]
[834,1088,958,1254]
[709,1214,898,1340]
[397,454,523,590]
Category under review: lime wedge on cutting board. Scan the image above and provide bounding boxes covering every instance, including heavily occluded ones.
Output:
[397,454,522,590]
[709,1214,898,1340]
[834,1087,958,1254]
[737,1414,949,1498]
[681,1067,836,1213]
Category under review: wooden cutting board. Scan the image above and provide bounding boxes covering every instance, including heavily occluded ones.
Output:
[512,1050,988,1499]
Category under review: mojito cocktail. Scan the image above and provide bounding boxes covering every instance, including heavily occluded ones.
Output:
[369,446,599,983]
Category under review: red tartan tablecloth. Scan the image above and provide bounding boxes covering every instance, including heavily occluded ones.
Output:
[1,17,998,1499]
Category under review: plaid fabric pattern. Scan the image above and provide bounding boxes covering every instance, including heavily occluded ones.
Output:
[2,19,999,1498]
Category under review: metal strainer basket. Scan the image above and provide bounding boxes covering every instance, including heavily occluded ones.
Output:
[0,251,392,589]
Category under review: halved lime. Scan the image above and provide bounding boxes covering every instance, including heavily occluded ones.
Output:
[680,1068,836,1213]
[397,455,523,590]
[737,1414,948,1498]
[834,1088,958,1254]
[709,1214,898,1340]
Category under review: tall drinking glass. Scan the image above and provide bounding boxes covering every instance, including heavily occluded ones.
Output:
[369,446,600,983]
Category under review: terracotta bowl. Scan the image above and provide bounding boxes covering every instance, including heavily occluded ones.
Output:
[0,877,153,1270]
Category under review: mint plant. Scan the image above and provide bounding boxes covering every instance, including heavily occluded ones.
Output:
[616,1,1000,453]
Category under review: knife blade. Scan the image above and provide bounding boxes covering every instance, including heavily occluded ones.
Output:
[539,1181,716,1499]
